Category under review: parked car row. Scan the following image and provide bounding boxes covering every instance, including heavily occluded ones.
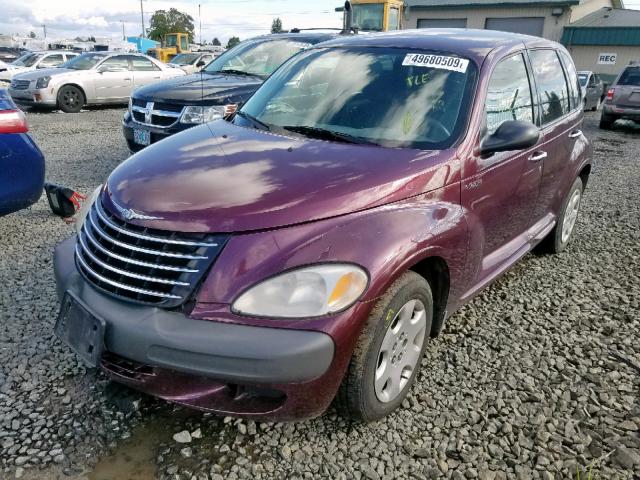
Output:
[49,29,593,422]
[0,51,79,84]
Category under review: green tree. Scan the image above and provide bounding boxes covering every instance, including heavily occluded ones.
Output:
[212,37,221,46]
[28,31,36,39]
[226,36,240,49]
[271,17,284,34]
[148,8,195,43]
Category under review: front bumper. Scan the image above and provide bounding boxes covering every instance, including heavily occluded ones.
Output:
[9,87,57,107]
[603,103,640,120]
[54,236,340,420]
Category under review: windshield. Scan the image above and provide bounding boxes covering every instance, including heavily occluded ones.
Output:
[237,47,477,150]
[352,4,385,31]
[170,53,200,65]
[12,53,39,67]
[618,67,640,86]
[578,73,588,87]
[59,53,106,70]
[204,38,311,78]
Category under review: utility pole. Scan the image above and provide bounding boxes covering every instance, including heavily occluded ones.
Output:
[121,20,126,40]
[199,4,202,45]
[140,0,145,38]
[42,24,47,39]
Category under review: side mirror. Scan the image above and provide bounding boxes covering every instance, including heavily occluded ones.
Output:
[196,60,206,68]
[480,120,540,156]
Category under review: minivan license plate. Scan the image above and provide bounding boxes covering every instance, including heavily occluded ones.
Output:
[133,129,151,146]
[54,294,105,368]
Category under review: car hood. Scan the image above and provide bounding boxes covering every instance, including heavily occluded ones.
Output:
[132,72,263,104]
[104,121,457,233]
[13,67,74,81]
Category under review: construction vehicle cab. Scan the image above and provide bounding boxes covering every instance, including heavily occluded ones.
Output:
[147,33,190,63]
[351,0,404,31]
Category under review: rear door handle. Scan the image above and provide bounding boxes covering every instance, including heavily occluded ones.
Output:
[529,151,547,162]
[568,130,582,139]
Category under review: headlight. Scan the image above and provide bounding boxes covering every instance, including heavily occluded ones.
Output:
[76,185,103,234]
[180,105,236,124]
[36,76,51,89]
[232,264,368,318]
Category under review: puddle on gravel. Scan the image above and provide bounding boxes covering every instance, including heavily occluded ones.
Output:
[88,421,167,480]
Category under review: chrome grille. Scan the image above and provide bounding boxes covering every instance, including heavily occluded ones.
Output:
[76,200,227,308]
[130,99,183,128]
[10,79,30,90]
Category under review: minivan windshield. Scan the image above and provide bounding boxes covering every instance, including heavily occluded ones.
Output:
[204,38,311,78]
[618,67,640,86]
[12,53,39,67]
[59,53,106,70]
[237,47,477,150]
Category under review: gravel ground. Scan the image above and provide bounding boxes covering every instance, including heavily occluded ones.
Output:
[0,107,638,480]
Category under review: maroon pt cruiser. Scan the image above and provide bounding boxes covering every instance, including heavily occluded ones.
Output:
[54,29,591,421]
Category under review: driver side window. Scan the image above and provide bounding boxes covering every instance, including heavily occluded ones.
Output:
[485,54,534,135]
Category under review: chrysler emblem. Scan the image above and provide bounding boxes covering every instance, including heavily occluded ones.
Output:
[112,200,162,221]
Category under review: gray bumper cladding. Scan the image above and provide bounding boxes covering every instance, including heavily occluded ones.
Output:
[53,236,335,384]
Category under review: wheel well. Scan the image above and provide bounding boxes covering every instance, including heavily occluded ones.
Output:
[579,164,592,189]
[410,256,450,338]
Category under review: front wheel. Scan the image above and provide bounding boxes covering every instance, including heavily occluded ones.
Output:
[57,85,85,113]
[539,177,584,254]
[336,271,433,421]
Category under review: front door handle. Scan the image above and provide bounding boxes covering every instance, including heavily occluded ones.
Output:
[568,130,582,139]
[529,151,547,162]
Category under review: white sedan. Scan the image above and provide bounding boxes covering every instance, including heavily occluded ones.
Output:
[0,51,78,84]
[9,51,185,113]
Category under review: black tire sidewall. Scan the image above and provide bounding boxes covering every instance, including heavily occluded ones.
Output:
[553,177,584,253]
[358,274,433,420]
[57,86,84,113]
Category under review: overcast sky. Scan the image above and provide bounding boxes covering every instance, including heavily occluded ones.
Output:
[0,0,343,44]
[0,0,638,44]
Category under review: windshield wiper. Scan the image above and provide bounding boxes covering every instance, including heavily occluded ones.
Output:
[282,125,375,145]
[236,111,271,131]
[218,69,260,77]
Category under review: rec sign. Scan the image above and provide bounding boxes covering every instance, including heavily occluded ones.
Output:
[597,53,617,65]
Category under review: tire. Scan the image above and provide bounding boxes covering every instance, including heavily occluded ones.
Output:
[336,271,433,421]
[57,85,85,113]
[539,177,584,254]
[599,112,615,130]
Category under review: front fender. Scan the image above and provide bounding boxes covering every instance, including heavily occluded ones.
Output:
[195,181,468,327]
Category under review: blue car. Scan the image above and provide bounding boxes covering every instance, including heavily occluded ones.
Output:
[0,89,44,216]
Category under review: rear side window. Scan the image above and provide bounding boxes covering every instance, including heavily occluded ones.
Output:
[558,50,581,111]
[40,54,65,67]
[130,56,160,71]
[485,54,534,135]
[618,67,640,86]
[530,49,570,124]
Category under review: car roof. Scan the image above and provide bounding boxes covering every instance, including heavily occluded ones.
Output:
[316,28,561,64]
[249,32,342,45]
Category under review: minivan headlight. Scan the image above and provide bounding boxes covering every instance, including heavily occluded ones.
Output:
[232,264,368,318]
[180,105,236,124]
[76,185,103,234]
[36,76,51,89]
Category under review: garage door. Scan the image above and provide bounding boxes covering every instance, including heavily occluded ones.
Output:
[417,18,468,28]
[485,17,544,37]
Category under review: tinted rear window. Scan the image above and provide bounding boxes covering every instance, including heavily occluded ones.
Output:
[618,68,640,86]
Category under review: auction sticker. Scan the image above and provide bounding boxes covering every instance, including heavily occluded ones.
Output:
[402,54,469,73]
